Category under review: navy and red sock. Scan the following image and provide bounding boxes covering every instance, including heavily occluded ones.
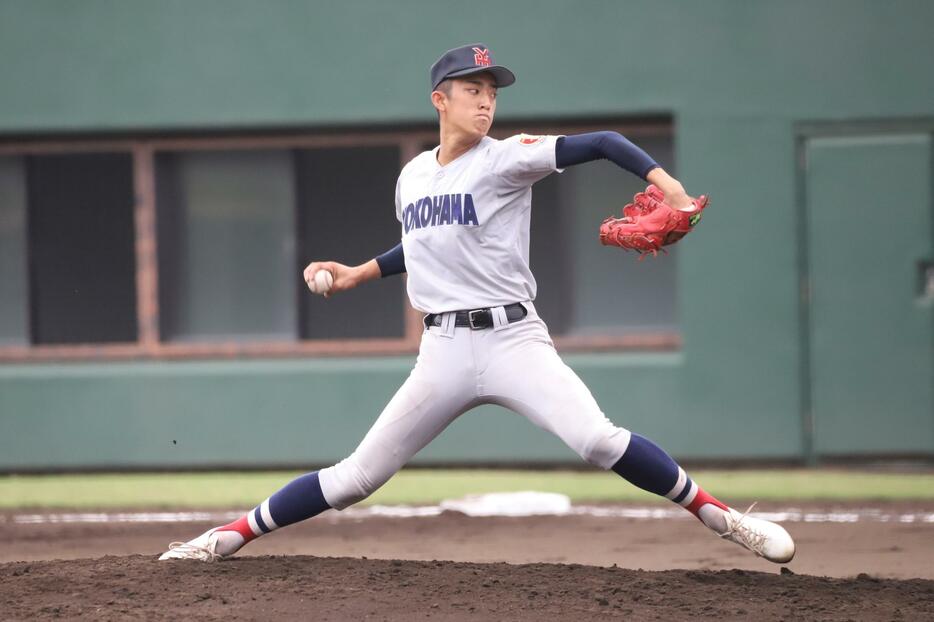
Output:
[612,433,728,524]
[218,471,332,544]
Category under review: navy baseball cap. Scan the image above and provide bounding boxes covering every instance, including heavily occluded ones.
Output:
[430,43,516,91]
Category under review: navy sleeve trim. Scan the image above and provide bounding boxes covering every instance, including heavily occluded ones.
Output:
[555,131,660,180]
[375,242,406,277]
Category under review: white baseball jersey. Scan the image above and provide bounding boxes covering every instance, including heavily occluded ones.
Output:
[395,134,564,313]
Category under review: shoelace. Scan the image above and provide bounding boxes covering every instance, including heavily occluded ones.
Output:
[165,540,223,562]
[718,502,768,557]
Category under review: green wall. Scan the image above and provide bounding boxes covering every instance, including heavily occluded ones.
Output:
[1,0,932,469]
[0,355,684,470]
[1,1,932,130]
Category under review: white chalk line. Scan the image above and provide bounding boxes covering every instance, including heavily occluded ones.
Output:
[5,505,934,526]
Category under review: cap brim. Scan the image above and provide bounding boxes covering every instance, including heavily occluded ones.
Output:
[440,65,516,88]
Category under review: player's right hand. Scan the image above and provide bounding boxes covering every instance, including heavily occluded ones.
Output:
[303,261,359,299]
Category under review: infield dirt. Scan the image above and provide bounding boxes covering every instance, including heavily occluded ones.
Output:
[5,555,934,621]
[2,503,933,620]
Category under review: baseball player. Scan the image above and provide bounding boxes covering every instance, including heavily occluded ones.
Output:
[161,44,795,565]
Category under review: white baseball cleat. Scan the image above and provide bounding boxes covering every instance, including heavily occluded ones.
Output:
[158,528,225,562]
[719,504,796,564]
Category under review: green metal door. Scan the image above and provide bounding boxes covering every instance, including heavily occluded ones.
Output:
[804,133,934,457]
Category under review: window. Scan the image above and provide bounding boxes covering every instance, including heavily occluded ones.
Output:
[156,150,297,342]
[0,152,137,346]
[0,119,676,360]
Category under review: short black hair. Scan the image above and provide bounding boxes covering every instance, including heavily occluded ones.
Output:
[435,79,453,96]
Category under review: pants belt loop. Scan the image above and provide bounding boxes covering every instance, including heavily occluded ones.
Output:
[439,311,456,338]
[491,305,510,332]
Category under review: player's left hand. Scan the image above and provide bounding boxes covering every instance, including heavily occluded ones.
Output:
[645,168,694,211]
[660,188,694,211]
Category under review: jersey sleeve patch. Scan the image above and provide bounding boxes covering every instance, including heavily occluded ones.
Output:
[518,134,545,145]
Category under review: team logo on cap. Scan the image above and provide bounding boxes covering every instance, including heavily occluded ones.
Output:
[519,134,545,145]
[473,47,491,67]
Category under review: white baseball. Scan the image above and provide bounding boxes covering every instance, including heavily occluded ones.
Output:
[308,269,333,295]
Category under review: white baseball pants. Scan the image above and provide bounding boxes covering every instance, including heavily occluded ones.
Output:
[318,301,633,509]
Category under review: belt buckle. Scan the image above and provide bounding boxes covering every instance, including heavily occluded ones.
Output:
[467,309,485,330]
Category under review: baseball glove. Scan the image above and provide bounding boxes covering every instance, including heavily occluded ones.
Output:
[599,185,709,258]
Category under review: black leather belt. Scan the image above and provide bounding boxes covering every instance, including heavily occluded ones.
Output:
[425,303,528,330]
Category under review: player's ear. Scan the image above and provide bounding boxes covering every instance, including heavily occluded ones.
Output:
[430,90,444,114]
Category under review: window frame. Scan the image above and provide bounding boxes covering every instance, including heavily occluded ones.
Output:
[0,120,678,362]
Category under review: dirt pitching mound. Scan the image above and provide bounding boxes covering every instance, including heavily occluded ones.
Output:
[3,555,933,621]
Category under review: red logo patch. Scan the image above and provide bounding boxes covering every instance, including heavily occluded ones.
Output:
[473,47,491,67]
[519,135,544,145]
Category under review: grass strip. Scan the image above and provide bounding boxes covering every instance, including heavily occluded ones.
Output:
[1,469,932,510]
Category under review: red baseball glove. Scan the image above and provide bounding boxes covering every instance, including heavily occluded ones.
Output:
[599,184,709,258]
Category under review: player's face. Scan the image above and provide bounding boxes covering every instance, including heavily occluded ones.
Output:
[441,74,498,137]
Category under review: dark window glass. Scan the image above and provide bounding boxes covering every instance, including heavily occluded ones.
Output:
[26,152,137,344]
[296,146,405,339]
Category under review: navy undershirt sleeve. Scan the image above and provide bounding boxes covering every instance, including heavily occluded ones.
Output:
[555,131,660,180]
[375,242,406,277]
